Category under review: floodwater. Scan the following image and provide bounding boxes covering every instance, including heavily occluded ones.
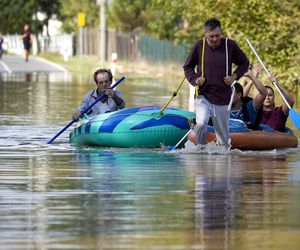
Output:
[0,72,300,250]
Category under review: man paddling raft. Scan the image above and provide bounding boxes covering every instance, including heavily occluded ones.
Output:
[72,68,125,120]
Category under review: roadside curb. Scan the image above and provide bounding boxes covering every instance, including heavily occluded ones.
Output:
[34,56,69,73]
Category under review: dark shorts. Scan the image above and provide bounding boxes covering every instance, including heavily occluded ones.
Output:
[23,41,31,50]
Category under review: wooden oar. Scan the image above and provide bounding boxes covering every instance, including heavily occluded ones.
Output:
[160,76,185,113]
[47,76,125,144]
[246,39,300,130]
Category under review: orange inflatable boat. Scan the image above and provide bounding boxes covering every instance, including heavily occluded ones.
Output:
[188,125,298,150]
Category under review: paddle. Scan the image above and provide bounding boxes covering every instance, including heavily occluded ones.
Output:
[168,128,192,150]
[246,39,300,130]
[160,76,185,113]
[47,76,125,144]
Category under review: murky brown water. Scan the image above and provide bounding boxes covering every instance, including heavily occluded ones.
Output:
[0,72,300,249]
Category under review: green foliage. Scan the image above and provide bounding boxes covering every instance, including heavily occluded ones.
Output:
[0,0,61,35]
[0,0,99,34]
[59,0,99,33]
[0,0,36,33]
[107,0,149,32]
[145,0,300,90]
[145,0,184,41]
[37,0,61,34]
[0,0,298,89]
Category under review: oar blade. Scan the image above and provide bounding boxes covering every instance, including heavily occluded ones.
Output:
[167,146,177,151]
[289,109,300,130]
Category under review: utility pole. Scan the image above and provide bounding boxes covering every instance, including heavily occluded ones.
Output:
[97,0,107,62]
[78,12,85,56]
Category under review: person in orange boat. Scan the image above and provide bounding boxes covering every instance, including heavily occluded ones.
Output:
[230,68,267,129]
[243,68,294,132]
[260,76,294,131]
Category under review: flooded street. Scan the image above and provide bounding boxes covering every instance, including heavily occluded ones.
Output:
[0,72,300,249]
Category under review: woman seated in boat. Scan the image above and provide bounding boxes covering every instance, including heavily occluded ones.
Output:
[244,71,294,132]
[260,76,294,132]
[72,68,125,120]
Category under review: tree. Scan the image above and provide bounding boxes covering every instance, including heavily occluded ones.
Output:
[107,0,149,32]
[36,0,61,36]
[59,0,99,33]
[144,0,300,89]
[0,0,61,34]
[145,0,184,41]
[0,0,36,34]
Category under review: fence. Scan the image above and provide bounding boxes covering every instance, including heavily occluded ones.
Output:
[76,29,186,64]
[40,34,73,57]
[2,35,26,55]
[139,35,186,64]
[3,34,73,58]
[3,29,187,64]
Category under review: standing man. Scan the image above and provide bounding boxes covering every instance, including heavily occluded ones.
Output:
[72,68,125,120]
[183,18,249,147]
[21,24,32,62]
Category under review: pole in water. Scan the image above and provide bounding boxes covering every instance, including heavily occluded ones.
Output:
[168,128,192,150]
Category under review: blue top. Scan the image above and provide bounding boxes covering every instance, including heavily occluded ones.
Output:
[230,100,258,128]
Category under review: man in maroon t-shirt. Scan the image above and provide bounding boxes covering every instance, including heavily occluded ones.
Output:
[183,18,249,147]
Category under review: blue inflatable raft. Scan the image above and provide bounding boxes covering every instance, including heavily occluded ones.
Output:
[69,106,196,148]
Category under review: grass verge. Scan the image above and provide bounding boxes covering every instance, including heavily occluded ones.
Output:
[39,52,184,79]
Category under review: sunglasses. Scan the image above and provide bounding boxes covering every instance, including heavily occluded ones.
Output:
[97,80,110,84]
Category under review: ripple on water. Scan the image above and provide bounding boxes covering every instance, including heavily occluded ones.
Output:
[169,139,300,157]
[1,122,300,250]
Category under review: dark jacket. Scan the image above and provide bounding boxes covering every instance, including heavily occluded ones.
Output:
[183,38,249,105]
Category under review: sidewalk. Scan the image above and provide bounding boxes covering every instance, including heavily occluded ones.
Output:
[0,54,68,74]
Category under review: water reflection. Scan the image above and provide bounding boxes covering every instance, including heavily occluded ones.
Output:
[0,72,71,83]
[71,149,191,232]
[180,153,300,249]
[0,139,300,249]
